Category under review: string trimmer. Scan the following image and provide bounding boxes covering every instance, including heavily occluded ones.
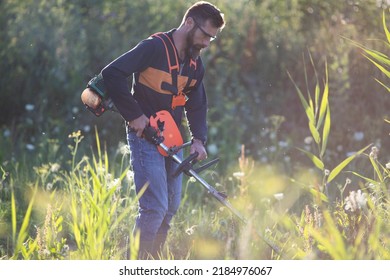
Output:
[81,75,282,255]
[144,111,281,255]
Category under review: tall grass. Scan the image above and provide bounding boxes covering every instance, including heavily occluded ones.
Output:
[1,128,139,260]
[282,51,389,259]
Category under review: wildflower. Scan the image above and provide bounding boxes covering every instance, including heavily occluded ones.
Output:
[126,170,134,182]
[108,178,120,189]
[185,225,197,235]
[344,189,367,212]
[68,130,81,138]
[355,190,367,208]
[50,163,60,173]
[386,162,390,169]
[118,142,130,155]
[188,177,196,183]
[369,146,379,159]
[46,183,53,191]
[324,169,330,176]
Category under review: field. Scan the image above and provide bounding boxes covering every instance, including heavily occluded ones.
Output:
[0,0,389,260]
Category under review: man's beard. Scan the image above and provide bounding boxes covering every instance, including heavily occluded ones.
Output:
[185,27,206,59]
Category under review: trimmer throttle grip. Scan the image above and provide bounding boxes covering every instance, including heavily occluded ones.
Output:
[172,152,198,178]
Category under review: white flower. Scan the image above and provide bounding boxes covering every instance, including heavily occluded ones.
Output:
[385,162,390,169]
[369,146,379,159]
[185,225,197,235]
[50,163,60,173]
[324,169,330,176]
[355,190,367,208]
[108,178,120,189]
[344,190,367,212]
[118,142,130,155]
[126,170,134,182]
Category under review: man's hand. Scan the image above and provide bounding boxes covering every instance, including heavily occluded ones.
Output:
[190,139,207,161]
[128,114,149,137]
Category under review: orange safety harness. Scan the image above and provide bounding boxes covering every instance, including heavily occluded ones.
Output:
[152,32,197,109]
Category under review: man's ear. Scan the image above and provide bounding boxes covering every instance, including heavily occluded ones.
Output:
[184,17,195,29]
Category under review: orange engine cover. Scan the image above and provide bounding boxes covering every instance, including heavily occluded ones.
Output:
[149,110,183,156]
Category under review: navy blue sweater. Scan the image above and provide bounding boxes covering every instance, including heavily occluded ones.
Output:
[101,29,208,144]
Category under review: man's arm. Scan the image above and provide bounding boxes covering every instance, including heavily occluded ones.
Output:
[101,39,156,123]
[185,82,208,160]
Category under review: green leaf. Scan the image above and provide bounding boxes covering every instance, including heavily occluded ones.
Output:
[369,156,384,182]
[309,122,321,144]
[297,148,324,171]
[11,190,16,246]
[362,54,390,78]
[317,62,329,130]
[327,144,372,184]
[288,71,315,124]
[374,78,390,93]
[321,104,331,157]
[309,188,329,202]
[383,10,390,45]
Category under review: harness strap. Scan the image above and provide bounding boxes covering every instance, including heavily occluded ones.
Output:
[152,32,197,109]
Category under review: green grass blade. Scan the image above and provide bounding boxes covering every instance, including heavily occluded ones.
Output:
[317,62,329,130]
[321,105,331,157]
[297,148,324,170]
[374,78,390,93]
[362,54,390,78]
[383,10,390,44]
[308,51,320,117]
[11,190,16,246]
[327,144,372,183]
[288,71,316,124]
[369,156,384,182]
[309,122,321,144]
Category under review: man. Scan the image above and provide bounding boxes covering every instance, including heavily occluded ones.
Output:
[101,1,225,259]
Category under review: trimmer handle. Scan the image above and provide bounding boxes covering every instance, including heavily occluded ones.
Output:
[172,152,199,178]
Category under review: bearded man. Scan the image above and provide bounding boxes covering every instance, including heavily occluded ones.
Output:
[101,1,225,259]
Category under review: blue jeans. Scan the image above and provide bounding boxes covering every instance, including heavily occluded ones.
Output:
[127,131,183,259]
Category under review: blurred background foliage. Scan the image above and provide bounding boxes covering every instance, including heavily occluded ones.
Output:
[0,0,389,174]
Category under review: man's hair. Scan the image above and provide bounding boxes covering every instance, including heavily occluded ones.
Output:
[183,1,225,29]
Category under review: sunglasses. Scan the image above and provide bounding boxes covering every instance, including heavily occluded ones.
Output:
[193,18,217,41]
